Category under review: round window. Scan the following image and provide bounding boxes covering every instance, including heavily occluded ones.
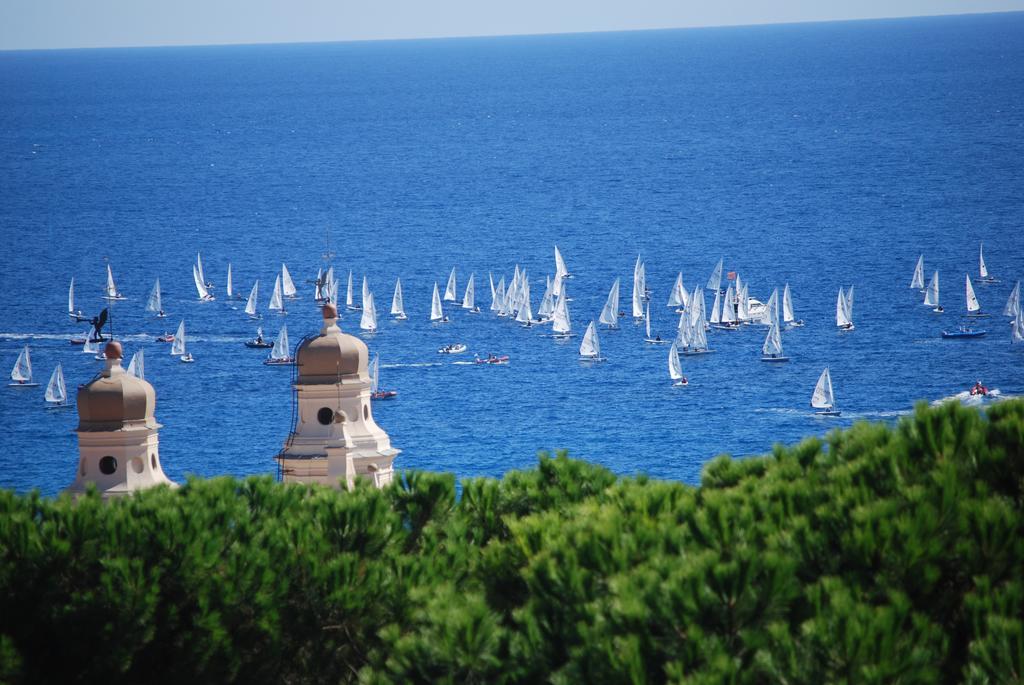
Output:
[151,454,157,470]
[130,457,144,474]
[99,456,117,475]
[363,405,369,420]
[317,407,335,425]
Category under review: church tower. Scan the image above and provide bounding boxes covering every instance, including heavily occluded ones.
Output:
[67,341,175,498]
[275,304,399,488]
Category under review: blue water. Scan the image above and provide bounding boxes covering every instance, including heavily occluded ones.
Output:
[2,13,1023,495]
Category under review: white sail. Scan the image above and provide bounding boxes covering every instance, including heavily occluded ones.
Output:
[45,363,66,403]
[538,280,555,319]
[675,311,690,348]
[144,278,161,314]
[346,271,355,308]
[706,258,723,293]
[492,278,506,313]
[1004,281,1020,317]
[554,246,569,280]
[193,264,211,300]
[196,252,207,287]
[836,288,851,328]
[811,368,835,409]
[444,267,458,302]
[462,274,476,310]
[645,302,653,338]
[762,322,783,357]
[269,275,284,312]
[271,325,291,360]
[391,278,405,317]
[846,285,855,314]
[11,346,32,383]
[281,264,297,298]
[738,284,750,322]
[516,278,533,323]
[579,321,601,358]
[924,271,940,308]
[721,285,737,324]
[690,313,709,351]
[83,328,99,354]
[105,264,119,298]
[600,279,620,327]
[431,283,445,321]
[171,320,186,356]
[127,349,145,380]
[911,255,925,289]
[709,289,722,324]
[488,273,496,304]
[782,284,796,324]
[979,242,989,279]
[1014,310,1024,344]
[360,276,370,311]
[360,292,377,331]
[68,278,75,315]
[667,272,685,308]
[245,281,259,317]
[371,354,380,394]
[965,274,981,313]
[668,342,684,381]
[552,294,571,335]
[632,255,645,319]
[226,264,234,299]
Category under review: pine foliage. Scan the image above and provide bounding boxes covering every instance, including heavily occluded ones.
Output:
[1,400,1022,684]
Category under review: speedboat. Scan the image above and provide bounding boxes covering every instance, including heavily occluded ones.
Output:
[371,389,398,400]
[475,354,510,365]
[245,338,273,349]
[438,344,467,354]
[155,333,175,343]
[263,357,294,366]
[969,382,989,397]
[942,326,986,339]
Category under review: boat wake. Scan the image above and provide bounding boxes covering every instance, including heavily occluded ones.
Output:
[381,362,443,369]
[931,389,1006,406]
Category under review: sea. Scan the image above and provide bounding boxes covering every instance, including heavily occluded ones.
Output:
[1,12,1023,495]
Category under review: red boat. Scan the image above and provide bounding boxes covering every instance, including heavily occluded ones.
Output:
[155,333,175,343]
[475,354,510,365]
[372,390,398,400]
[970,381,989,397]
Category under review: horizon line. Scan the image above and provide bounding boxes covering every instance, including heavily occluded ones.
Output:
[1,8,1021,53]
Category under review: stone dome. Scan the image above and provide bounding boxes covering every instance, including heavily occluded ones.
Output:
[295,305,369,384]
[76,343,158,431]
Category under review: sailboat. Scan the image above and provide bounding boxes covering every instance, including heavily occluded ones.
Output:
[760,320,788,362]
[346,271,359,310]
[924,271,943,312]
[515,278,535,327]
[668,342,687,386]
[83,328,100,355]
[978,242,998,284]
[103,264,126,300]
[171,320,193,362]
[462,274,480,312]
[264,325,294,365]
[9,345,39,387]
[391,278,408,320]
[811,367,840,416]
[193,264,214,301]
[681,287,712,355]
[44,362,70,407]
[360,291,378,333]
[1012,309,1024,345]
[371,354,397,400]
[599,279,620,329]
[718,285,740,329]
[245,280,260,319]
[579,321,605,361]
[782,284,803,327]
[554,246,572,280]
[281,264,297,299]
[965,274,987,317]
[127,349,145,380]
[910,255,925,290]
[706,258,724,294]
[1003,281,1020,320]
[836,288,854,330]
[632,255,645,321]
[644,302,668,343]
[196,252,214,292]
[268,275,286,315]
[444,267,458,302]
[709,288,722,326]
[551,293,572,338]
[146,278,165,317]
[68,278,86,320]
[667,272,687,311]
[431,283,448,323]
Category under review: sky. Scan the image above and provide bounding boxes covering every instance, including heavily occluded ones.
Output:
[2,0,1024,51]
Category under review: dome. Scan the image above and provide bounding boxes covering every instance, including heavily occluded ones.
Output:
[295,306,369,384]
[76,344,158,431]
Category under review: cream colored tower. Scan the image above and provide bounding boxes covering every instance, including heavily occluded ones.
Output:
[66,342,175,498]
[275,304,399,488]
